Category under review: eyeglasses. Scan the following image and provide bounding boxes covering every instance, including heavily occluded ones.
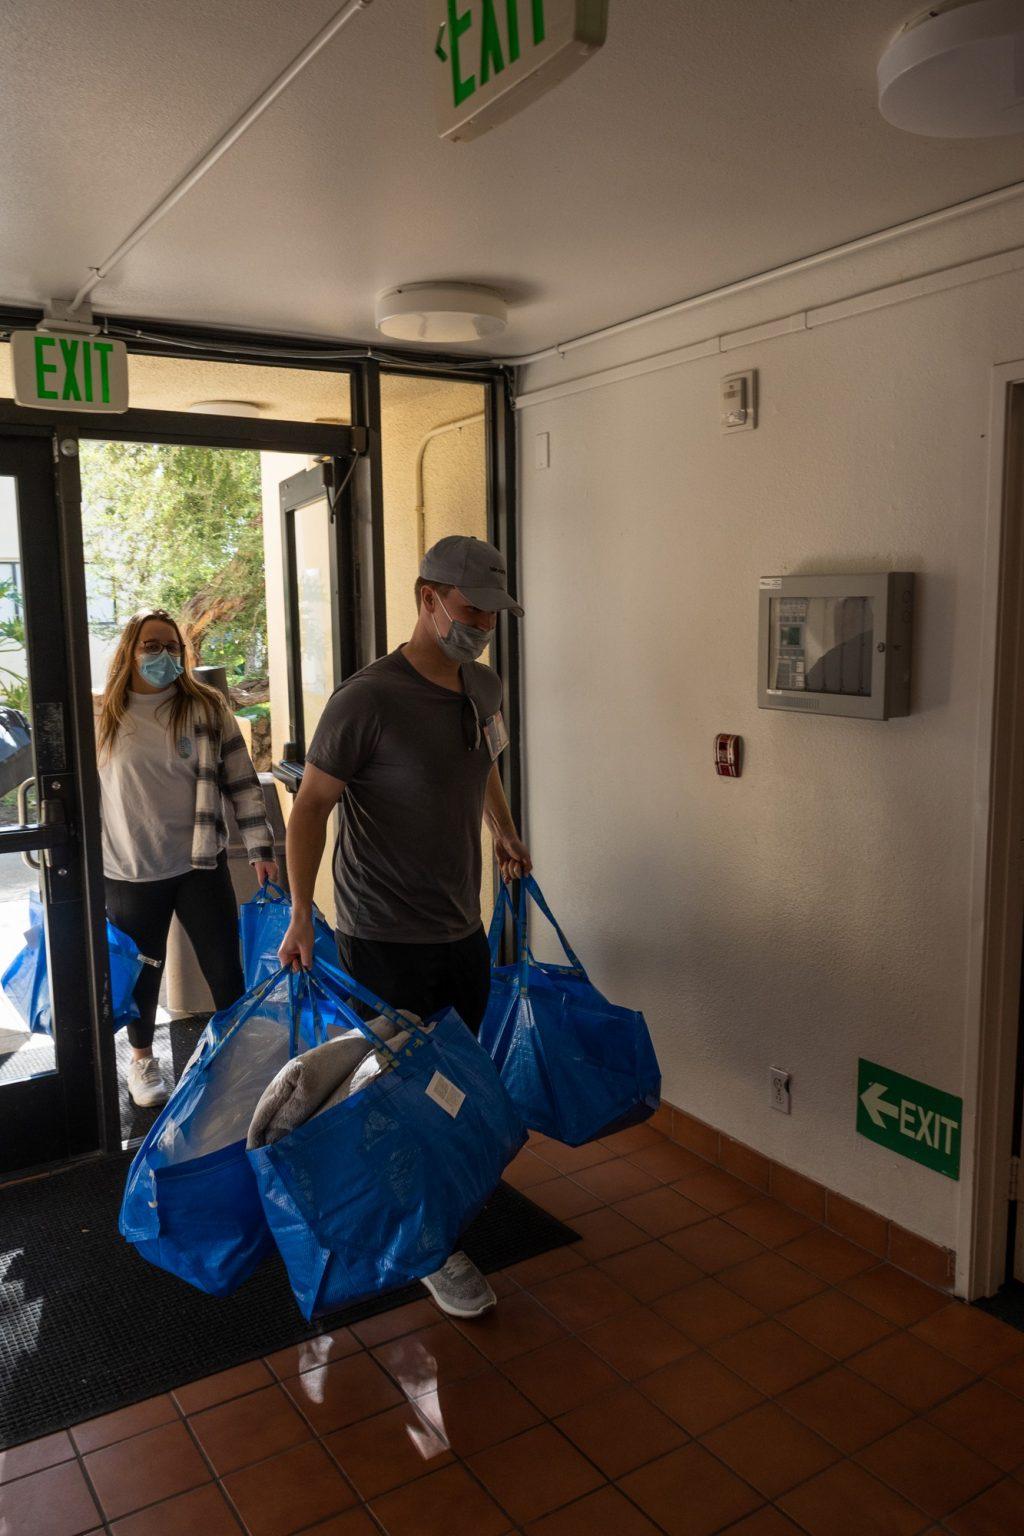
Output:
[137,640,183,657]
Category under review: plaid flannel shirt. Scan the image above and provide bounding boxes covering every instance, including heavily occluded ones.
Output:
[192,709,274,870]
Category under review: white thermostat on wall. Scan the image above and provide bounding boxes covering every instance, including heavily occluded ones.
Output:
[757,572,914,720]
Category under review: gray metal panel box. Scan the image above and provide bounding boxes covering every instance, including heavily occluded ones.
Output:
[758,572,914,721]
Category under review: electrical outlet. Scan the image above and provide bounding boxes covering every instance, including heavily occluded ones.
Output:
[769,1068,791,1114]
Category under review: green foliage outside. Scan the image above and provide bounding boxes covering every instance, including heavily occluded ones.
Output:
[79,441,268,685]
[0,578,29,713]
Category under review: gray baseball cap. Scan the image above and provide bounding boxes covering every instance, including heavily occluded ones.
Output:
[420,535,524,616]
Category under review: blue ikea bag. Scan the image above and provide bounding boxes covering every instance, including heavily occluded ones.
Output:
[478,876,661,1146]
[248,961,527,1320]
[2,892,143,1035]
[120,967,327,1297]
[240,882,338,990]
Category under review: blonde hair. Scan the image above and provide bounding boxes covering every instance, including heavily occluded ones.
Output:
[97,608,225,759]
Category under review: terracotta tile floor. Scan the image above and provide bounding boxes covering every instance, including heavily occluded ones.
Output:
[4,1125,1024,1536]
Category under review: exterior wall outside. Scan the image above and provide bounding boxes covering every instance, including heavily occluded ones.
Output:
[0,477,18,560]
[379,374,493,927]
[0,476,26,690]
[259,450,333,914]
[379,373,488,651]
[261,382,494,929]
[260,451,308,778]
[515,199,1024,1290]
[86,632,116,691]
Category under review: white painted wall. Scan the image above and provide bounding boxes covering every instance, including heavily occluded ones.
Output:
[516,199,1024,1264]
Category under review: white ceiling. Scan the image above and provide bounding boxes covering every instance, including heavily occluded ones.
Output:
[3,0,1024,359]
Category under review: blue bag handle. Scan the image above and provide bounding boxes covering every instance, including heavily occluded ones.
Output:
[291,969,333,1058]
[524,876,587,975]
[514,876,589,994]
[195,966,326,1075]
[487,879,516,963]
[304,968,418,1064]
[307,953,440,1044]
[517,877,530,991]
[252,880,289,904]
[488,884,564,964]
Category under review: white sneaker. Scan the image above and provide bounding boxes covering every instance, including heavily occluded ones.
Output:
[421,1251,496,1319]
[127,1056,169,1108]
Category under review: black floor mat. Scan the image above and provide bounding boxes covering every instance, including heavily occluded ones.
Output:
[0,1153,577,1449]
[975,1280,1024,1333]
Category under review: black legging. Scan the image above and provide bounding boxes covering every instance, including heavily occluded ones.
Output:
[104,851,244,1048]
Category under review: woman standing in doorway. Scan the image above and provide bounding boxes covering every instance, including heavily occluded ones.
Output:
[96,609,277,1107]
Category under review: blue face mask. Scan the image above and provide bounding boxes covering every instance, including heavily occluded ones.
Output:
[138,650,184,688]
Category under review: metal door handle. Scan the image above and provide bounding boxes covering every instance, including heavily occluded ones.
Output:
[16,777,39,869]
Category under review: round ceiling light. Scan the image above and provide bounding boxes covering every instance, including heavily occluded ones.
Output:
[375,283,508,343]
[187,399,262,416]
[878,0,1024,137]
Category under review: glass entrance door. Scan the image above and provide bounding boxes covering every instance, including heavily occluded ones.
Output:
[0,435,107,1175]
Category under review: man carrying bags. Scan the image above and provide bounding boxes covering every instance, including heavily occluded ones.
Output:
[278,534,530,1318]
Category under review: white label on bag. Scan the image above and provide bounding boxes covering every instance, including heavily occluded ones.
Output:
[426,1071,466,1118]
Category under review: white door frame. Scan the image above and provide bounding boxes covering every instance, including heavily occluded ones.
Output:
[960,361,1024,1298]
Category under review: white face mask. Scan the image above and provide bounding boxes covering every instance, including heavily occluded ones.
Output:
[431,595,492,663]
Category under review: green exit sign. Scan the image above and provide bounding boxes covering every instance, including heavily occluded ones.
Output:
[857,1058,963,1181]
[11,330,129,413]
[435,0,608,143]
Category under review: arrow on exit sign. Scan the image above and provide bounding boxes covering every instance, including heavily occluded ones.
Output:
[856,1059,962,1181]
[859,1081,899,1128]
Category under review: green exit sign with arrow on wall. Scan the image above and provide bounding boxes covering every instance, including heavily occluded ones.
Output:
[435,0,608,142]
[857,1058,963,1181]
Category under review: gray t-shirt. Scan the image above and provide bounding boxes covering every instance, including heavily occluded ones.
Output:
[306,648,503,943]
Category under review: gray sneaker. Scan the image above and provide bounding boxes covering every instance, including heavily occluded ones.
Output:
[127,1056,168,1108]
[421,1251,496,1318]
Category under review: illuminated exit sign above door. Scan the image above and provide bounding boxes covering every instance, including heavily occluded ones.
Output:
[11,330,129,413]
[435,0,609,142]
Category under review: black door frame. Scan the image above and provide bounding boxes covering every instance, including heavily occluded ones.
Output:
[0,325,518,1178]
[0,435,107,1172]
[279,460,350,762]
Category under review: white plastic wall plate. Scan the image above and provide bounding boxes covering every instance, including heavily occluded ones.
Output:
[722,370,757,432]
[769,1068,792,1114]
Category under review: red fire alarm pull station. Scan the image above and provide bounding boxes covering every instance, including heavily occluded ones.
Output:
[715,734,742,778]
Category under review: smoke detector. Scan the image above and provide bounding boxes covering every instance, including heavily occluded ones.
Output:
[878,0,1024,137]
[374,283,507,343]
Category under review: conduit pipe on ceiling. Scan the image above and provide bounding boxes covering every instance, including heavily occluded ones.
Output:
[500,177,1024,368]
[70,0,374,313]
[415,412,485,560]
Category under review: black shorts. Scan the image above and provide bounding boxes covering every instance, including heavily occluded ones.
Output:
[335,926,491,1035]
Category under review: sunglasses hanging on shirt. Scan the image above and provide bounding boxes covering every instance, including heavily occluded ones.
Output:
[461,694,482,752]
